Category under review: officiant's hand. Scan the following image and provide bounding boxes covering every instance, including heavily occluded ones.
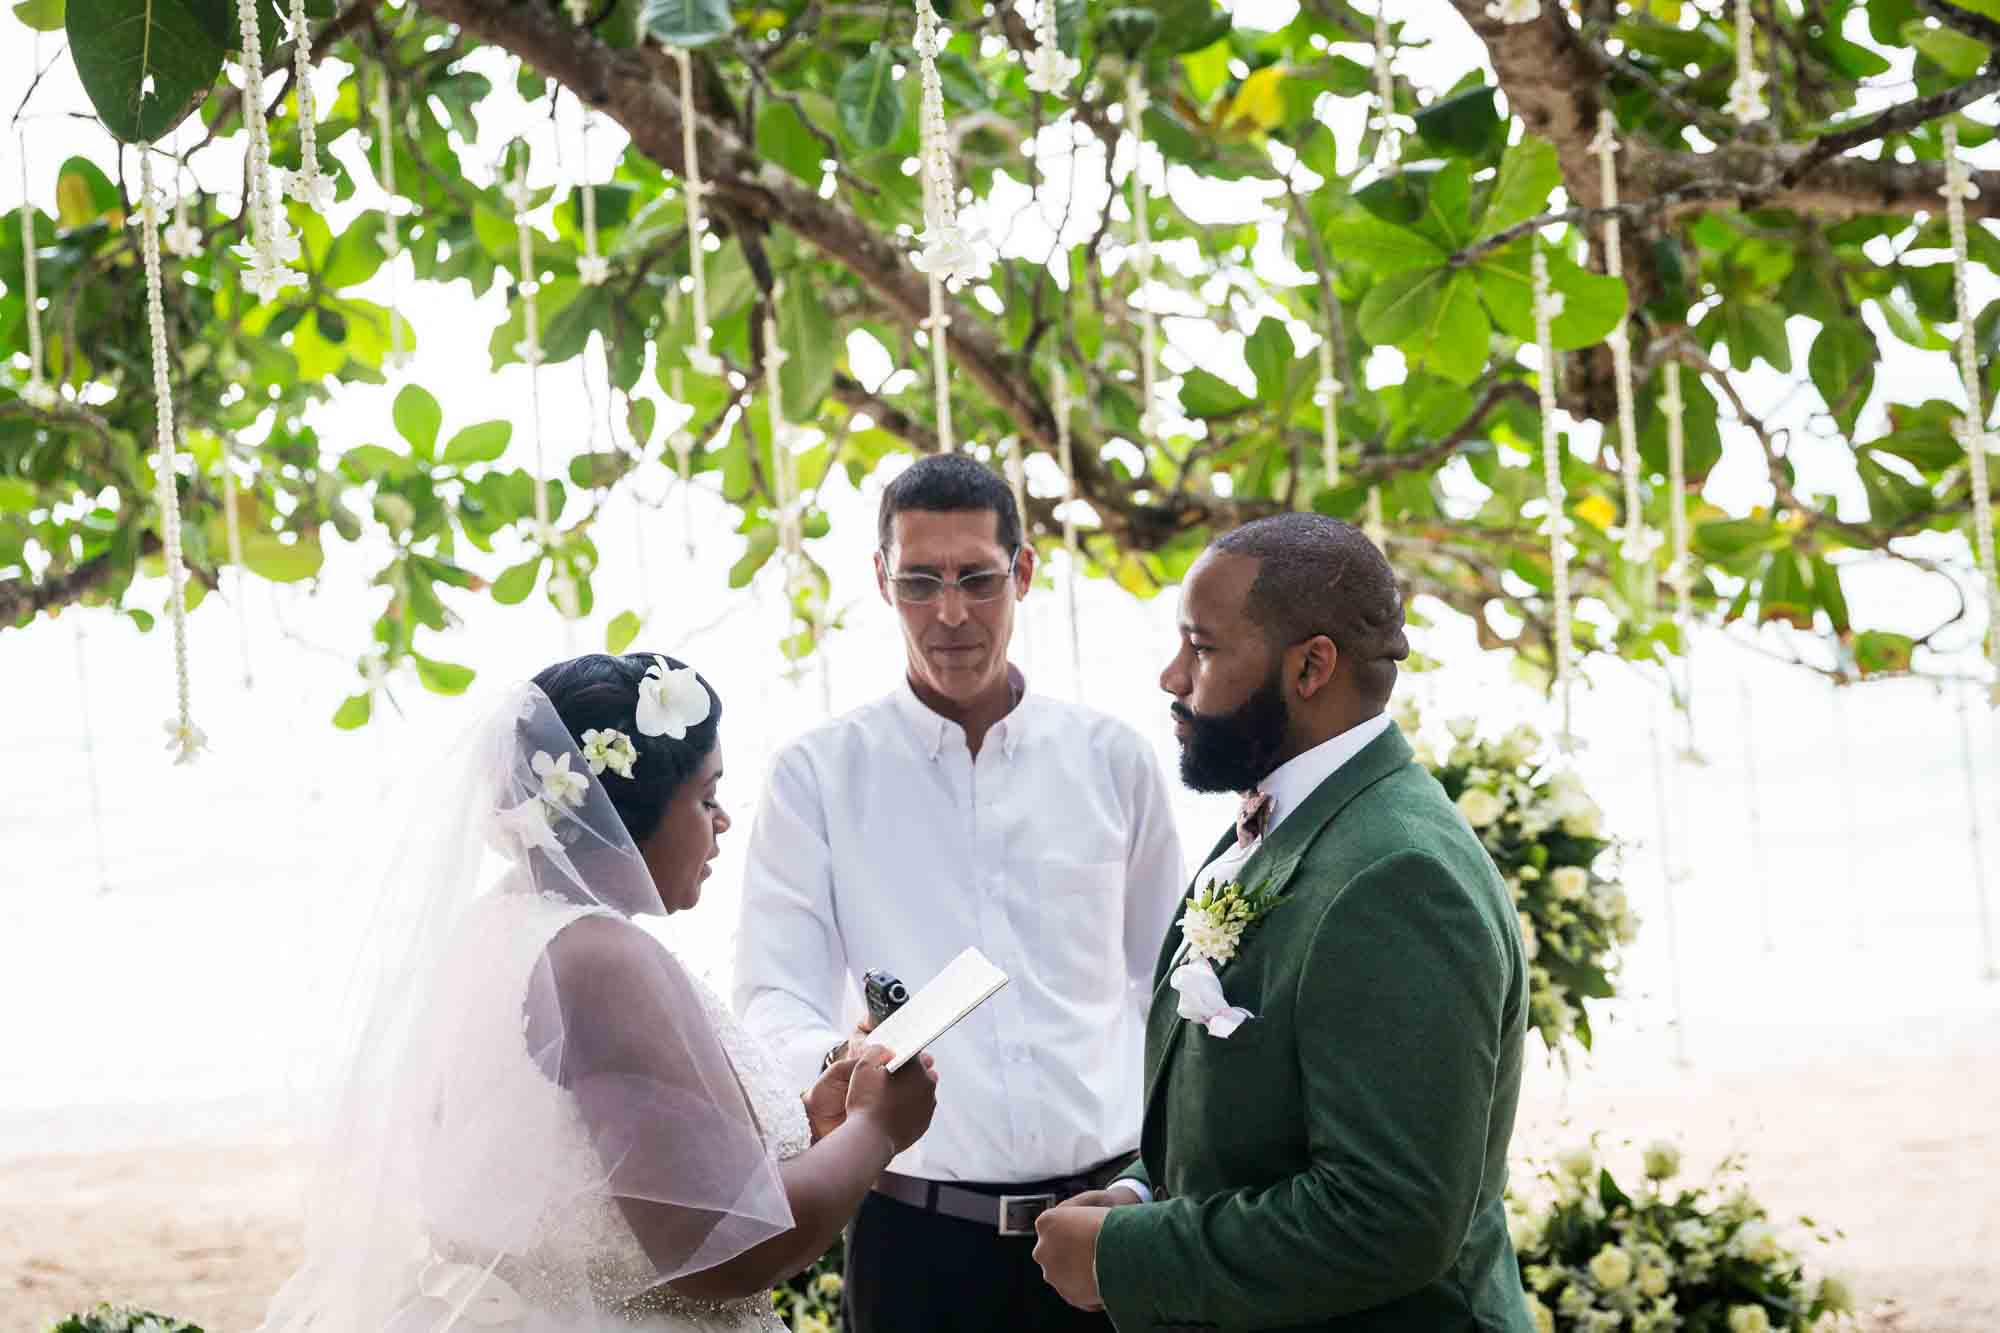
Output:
[845,1047,938,1153]
[1032,1205,1107,1311]
[1060,1185,1143,1209]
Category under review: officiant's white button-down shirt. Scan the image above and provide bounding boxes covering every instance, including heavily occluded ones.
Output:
[734,678,1186,1185]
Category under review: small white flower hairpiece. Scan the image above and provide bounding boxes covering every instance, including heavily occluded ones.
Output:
[635,656,712,740]
[532,749,590,808]
[580,727,639,779]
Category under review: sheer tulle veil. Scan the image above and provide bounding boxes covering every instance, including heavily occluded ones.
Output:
[259,681,792,1330]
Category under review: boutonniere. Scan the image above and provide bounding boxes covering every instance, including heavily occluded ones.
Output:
[1171,879,1279,1039]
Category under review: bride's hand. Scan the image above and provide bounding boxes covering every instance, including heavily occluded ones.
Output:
[845,1047,938,1153]
[802,1057,860,1143]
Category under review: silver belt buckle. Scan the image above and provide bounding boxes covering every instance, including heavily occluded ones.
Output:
[997,1192,1057,1236]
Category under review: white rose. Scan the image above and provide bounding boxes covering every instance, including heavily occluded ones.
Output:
[1447,715,1478,741]
[1556,1143,1595,1180]
[1726,1305,1771,1333]
[1589,1245,1634,1291]
[1731,1220,1782,1265]
[1641,1140,1681,1181]
[1561,797,1604,838]
[1550,865,1591,900]
[1518,911,1539,960]
[1638,1263,1669,1297]
[1508,1208,1547,1254]
[1523,1293,1555,1333]
[1457,787,1506,828]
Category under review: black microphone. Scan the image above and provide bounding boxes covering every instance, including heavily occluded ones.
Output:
[863,969,911,1029]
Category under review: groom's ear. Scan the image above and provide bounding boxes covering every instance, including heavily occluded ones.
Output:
[1291,635,1339,701]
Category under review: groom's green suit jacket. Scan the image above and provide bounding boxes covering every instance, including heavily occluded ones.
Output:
[1096,723,1533,1333]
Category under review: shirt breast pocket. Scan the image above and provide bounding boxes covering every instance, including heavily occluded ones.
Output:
[1034,857,1125,986]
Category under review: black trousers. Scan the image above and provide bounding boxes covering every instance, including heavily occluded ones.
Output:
[843,1187,1117,1333]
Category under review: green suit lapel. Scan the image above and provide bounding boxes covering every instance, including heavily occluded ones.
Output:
[1140,723,1417,1137]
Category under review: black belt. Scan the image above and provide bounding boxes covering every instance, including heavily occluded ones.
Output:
[874,1154,1140,1237]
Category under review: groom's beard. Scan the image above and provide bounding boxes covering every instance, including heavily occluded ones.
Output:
[1172,668,1290,794]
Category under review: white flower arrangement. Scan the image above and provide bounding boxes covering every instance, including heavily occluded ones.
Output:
[580,727,638,778]
[635,655,711,739]
[1507,1145,1857,1333]
[1408,701,1631,1055]
[911,220,989,288]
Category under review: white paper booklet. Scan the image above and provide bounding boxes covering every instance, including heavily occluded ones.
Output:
[867,946,1010,1073]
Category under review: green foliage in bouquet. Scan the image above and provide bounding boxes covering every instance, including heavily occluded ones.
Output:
[1508,1142,1856,1333]
[772,1235,846,1333]
[48,1308,202,1333]
[1399,699,1635,1055]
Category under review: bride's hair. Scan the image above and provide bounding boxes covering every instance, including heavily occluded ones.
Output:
[531,652,723,843]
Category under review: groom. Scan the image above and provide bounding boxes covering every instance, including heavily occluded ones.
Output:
[1032,514,1533,1331]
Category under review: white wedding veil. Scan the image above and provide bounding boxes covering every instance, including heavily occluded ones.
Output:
[260,680,793,1330]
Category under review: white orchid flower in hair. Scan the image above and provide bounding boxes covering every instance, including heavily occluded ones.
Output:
[532,749,590,808]
[636,656,712,740]
[490,797,561,858]
[580,727,639,779]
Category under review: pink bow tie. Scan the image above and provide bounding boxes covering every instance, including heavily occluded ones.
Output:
[1236,789,1273,849]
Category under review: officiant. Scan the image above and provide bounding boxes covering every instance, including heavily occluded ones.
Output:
[734,454,1186,1333]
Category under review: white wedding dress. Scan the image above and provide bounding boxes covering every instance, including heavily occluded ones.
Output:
[391,891,809,1332]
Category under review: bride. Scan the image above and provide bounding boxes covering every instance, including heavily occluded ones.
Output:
[259,652,938,1332]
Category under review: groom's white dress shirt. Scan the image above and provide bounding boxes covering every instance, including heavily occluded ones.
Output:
[734,677,1186,1185]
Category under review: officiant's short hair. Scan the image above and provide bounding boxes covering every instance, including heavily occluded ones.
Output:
[877,453,1022,553]
[1214,513,1409,706]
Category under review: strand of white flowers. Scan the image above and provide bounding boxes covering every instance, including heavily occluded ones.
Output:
[221,445,254,688]
[1533,248,1576,748]
[915,0,957,452]
[579,108,604,286]
[512,157,556,573]
[1022,0,1080,97]
[1943,120,2000,695]
[1126,71,1160,442]
[17,137,50,407]
[374,76,405,364]
[1645,693,1691,1067]
[71,616,114,893]
[1664,359,1695,727]
[673,48,717,373]
[1053,345,1083,701]
[1592,112,1649,570]
[1729,0,1769,123]
[142,150,204,765]
[284,0,327,208]
[761,295,800,562]
[1737,677,1775,951]
[234,0,271,256]
[166,158,199,259]
[1315,329,1342,496]
[1955,676,2000,978]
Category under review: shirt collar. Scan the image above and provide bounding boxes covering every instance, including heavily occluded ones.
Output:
[890,665,1034,761]
[1258,711,1393,837]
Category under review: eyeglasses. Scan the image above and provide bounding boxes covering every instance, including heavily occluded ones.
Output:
[885,548,1021,605]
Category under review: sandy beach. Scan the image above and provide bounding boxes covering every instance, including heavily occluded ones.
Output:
[6,1009,1994,1333]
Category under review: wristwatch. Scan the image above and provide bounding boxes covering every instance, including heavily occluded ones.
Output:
[820,1038,848,1072]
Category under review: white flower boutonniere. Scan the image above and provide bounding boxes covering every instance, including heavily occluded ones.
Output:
[532,749,589,808]
[1172,878,1278,1038]
[635,656,711,739]
[580,727,638,779]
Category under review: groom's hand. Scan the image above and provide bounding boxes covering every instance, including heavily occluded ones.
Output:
[1061,1185,1143,1209]
[1032,1205,1107,1311]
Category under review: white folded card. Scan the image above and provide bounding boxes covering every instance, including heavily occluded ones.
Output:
[866,946,1010,1073]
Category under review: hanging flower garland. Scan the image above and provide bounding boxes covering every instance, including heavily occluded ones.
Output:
[1590,112,1655,570]
[221,442,254,688]
[1315,337,1342,492]
[577,108,608,287]
[1942,119,2000,702]
[1124,70,1160,443]
[1533,248,1577,750]
[1728,0,1770,124]
[139,149,205,765]
[1662,356,1703,761]
[1052,343,1084,698]
[509,154,567,619]
[165,157,202,259]
[1023,0,1080,96]
[760,293,801,567]
[282,0,332,210]
[672,48,722,377]
[16,138,55,412]
[230,0,304,302]
[1366,1,1397,534]
[911,0,982,453]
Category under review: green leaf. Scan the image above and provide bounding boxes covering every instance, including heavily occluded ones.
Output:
[412,652,476,695]
[56,157,120,227]
[1413,84,1503,158]
[757,99,825,185]
[1244,316,1292,402]
[1179,367,1251,417]
[1758,552,1814,629]
[1735,302,1793,374]
[1479,136,1561,236]
[1807,318,1876,434]
[729,526,778,587]
[241,531,324,582]
[836,49,903,152]
[492,555,544,605]
[1403,269,1489,387]
[1853,629,1915,676]
[67,0,232,143]
[606,609,643,654]
[1476,242,1628,350]
[1320,216,1446,276]
[641,0,732,48]
[393,384,443,459]
[323,214,388,289]
[1358,265,1451,346]
[332,691,372,729]
[1905,19,1990,76]
[442,420,512,466]
[1181,36,1232,104]
[779,279,837,420]
[13,0,63,30]
[934,52,990,110]
[0,478,36,512]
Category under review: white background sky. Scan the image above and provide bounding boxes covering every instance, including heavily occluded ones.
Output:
[3,0,1998,1154]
